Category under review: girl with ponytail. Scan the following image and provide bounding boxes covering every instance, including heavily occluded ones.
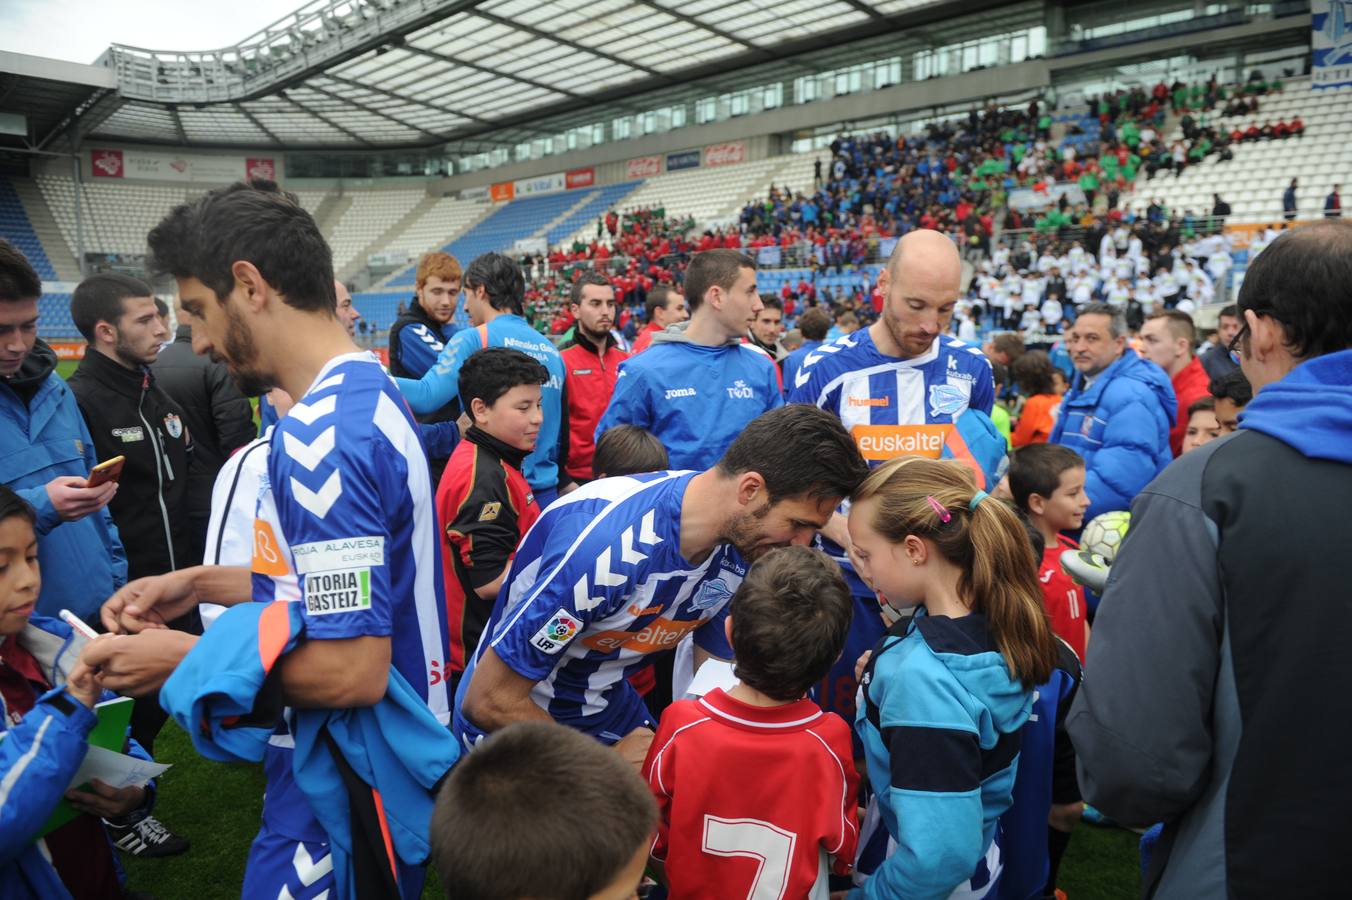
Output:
[845,457,1057,899]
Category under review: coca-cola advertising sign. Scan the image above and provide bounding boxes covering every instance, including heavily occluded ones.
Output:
[565,168,595,189]
[703,141,745,168]
[626,156,661,179]
[91,149,124,178]
[247,158,276,181]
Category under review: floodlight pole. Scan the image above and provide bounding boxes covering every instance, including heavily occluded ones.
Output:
[72,149,85,279]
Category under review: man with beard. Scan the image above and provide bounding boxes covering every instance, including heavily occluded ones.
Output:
[788,229,995,719]
[559,273,627,488]
[81,182,457,898]
[455,404,868,767]
[388,252,463,481]
[66,272,193,855]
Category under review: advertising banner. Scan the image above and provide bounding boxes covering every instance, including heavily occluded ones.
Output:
[666,149,701,171]
[460,185,491,201]
[514,173,566,197]
[490,181,516,202]
[565,168,595,189]
[48,342,87,361]
[627,156,661,179]
[90,149,277,184]
[704,141,746,168]
[1313,0,1352,89]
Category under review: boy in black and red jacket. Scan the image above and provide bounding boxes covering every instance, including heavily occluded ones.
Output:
[437,348,547,688]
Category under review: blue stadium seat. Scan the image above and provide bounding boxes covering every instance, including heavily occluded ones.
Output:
[37,294,79,339]
[544,182,641,246]
[0,180,57,281]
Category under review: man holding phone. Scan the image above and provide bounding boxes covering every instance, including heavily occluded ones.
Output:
[0,240,127,623]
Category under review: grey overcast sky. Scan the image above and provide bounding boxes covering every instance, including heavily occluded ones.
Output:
[0,0,297,64]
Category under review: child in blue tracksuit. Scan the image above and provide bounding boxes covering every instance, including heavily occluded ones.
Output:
[0,485,157,900]
[845,458,1060,899]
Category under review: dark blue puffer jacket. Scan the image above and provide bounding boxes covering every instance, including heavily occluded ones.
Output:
[1049,350,1175,520]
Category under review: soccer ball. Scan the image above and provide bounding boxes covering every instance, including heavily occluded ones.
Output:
[1080,511,1131,563]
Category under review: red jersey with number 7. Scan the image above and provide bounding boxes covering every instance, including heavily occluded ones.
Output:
[643,688,860,899]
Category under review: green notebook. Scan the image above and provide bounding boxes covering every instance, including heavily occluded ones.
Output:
[36,695,135,838]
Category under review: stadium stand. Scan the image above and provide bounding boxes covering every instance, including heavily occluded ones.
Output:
[0,180,57,281]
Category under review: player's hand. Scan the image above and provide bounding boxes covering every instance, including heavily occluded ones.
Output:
[46,475,117,522]
[64,657,102,709]
[559,481,579,496]
[102,570,199,634]
[66,780,146,819]
[854,650,872,684]
[614,726,655,770]
[78,631,198,697]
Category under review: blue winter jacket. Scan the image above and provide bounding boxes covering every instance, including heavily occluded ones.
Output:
[160,601,460,900]
[0,342,127,621]
[1049,351,1175,521]
[1,615,154,900]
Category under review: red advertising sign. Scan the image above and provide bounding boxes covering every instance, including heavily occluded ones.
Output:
[703,141,745,168]
[490,181,516,202]
[627,156,661,179]
[247,158,276,181]
[90,149,124,178]
[565,167,595,189]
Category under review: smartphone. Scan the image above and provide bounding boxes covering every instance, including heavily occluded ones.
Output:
[86,455,126,488]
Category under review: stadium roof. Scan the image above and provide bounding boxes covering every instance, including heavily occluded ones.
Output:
[1,0,1031,153]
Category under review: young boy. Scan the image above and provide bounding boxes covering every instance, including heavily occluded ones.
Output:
[1208,368,1253,435]
[1181,397,1223,454]
[1009,444,1091,662]
[438,347,547,685]
[642,545,860,897]
[430,720,656,900]
[592,424,669,480]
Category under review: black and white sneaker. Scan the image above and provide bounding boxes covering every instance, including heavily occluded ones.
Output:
[106,816,190,858]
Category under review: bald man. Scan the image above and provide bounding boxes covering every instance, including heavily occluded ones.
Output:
[787,229,995,715]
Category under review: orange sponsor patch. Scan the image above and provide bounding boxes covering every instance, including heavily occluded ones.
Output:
[252,518,290,577]
[851,424,952,461]
[583,617,703,655]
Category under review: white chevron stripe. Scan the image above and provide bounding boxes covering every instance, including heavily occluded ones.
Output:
[282,426,335,472]
[288,394,337,427]
[638,510,661,547]
[292,841,334,887]
[312,373,345,393]
[574,575,602,612]
[291,470,342,519]
[619,526,646,565]
[593,547,627,587]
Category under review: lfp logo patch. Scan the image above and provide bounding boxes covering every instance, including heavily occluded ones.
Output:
[531,608,583,655]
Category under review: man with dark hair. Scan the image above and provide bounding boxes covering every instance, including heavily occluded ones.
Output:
[1199,303,1241,379]
[596,249,782,471]
[749,296,787,361]
[1070,222,1352,898]
[0,240,125,622]
[782,306,832,387]
[432,721,656,900]
[456,404,868,767]
[1049,302,1174,520]
[592,425,668,479]
[560,272,627,487]
[395,252,567,506]
[630,284,688,354]
[68,274,190,585]
[438,348,547,689]
[83,180,458,896]
[388,251,464,481]
[1140,310,1211,456]
[1208,368,1252,434]
[152,304,257,564]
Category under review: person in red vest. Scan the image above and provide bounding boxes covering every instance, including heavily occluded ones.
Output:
[559,273,630,487]
[1140,310,1210,456]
